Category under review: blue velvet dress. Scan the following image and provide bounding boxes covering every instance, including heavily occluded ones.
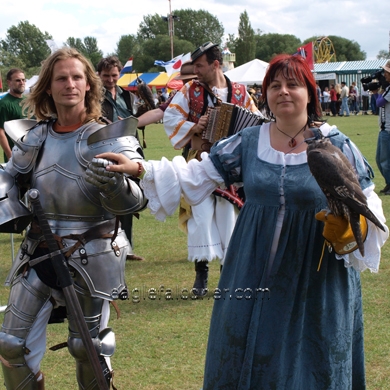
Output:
[204,125,370,390]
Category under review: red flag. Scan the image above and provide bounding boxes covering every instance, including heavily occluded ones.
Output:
[295,42,314,71]
[0,71,3,91]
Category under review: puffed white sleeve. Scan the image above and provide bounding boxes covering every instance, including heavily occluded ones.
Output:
[139,131,244,221]
[140,154,223,221]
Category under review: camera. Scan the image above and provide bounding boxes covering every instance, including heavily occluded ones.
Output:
[361,69,389,91]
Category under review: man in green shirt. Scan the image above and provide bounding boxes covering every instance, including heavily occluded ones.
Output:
[0,68,26,162]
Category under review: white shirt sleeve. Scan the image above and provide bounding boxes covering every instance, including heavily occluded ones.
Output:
[140,154,223,221]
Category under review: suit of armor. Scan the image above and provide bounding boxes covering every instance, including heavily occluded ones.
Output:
[0,118,147,389]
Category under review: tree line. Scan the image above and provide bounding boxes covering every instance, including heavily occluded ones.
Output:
[1,10,389,86]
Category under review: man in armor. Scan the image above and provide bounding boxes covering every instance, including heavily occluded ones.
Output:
[0,48,147,389]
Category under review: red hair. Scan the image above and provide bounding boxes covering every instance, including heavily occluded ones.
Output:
[261,54,322,121]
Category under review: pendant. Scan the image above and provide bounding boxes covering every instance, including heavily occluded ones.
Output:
[289,138,297,148]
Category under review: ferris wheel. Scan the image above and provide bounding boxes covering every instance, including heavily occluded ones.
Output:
[313,37,337,63]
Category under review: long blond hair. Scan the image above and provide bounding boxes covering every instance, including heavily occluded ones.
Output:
[24,47,103,123]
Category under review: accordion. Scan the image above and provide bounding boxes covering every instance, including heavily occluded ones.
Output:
[202,102,264,143]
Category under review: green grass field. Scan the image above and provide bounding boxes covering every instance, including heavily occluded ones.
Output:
[1,114,389,389]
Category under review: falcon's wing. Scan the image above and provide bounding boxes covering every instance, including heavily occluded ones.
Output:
[307,142,365,205]
[307,140,385,231]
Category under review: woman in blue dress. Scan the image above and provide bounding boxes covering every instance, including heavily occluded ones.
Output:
[88,54,388,390]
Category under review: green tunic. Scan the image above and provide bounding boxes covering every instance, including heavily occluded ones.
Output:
[0,93,25,162]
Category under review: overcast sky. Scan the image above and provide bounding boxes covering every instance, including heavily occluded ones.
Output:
[1,0,389,62]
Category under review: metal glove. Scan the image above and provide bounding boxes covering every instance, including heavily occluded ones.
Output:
[85,158,125,198]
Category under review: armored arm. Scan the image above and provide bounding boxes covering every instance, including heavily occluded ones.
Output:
[0,166,32,233]
[86,145,147,215]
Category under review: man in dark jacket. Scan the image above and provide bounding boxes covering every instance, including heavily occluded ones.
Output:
[97,56,138,121]
[97,56,144,260]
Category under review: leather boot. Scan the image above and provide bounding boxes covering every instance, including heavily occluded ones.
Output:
[36,371,45,390]
[193,260,208,296]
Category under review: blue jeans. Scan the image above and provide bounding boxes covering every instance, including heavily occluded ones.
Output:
[350,99,358,113]
[339,97,350,116]
[376,130,390,186]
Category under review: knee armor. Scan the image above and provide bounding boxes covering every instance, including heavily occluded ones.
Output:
[0,269,51,389]
[68,328,115,389]
[0,332,37,390]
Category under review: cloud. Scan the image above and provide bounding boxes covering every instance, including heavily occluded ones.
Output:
[0,0,388,60]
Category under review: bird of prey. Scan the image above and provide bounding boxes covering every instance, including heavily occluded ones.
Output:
[306,130,385,256]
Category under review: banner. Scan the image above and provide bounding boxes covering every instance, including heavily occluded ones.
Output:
[314,72,336,81]
[295,42,314,71]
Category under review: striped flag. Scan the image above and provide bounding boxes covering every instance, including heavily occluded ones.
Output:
[120,57,133,75]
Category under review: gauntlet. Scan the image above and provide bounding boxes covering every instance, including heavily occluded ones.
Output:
[85,158,125,199]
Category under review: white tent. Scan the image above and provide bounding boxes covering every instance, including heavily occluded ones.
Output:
[224,59,269,86]
[24,75,39,94]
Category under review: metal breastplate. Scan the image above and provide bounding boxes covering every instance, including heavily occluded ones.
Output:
[31,123,112,234]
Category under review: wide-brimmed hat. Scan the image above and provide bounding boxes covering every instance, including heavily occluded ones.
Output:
[173,61,197,81]
[248,88,256,94]
[381,60,390,73]
[191,42,219,63]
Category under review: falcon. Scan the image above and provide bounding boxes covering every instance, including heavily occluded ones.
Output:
[306,130,385,256]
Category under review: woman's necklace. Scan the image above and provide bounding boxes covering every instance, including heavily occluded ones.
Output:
[275,123,307,148]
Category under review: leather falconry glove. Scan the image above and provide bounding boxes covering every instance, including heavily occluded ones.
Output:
[315,210,368,255]
[85,158,125,199]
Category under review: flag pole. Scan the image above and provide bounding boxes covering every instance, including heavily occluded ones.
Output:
[168,0,173,58]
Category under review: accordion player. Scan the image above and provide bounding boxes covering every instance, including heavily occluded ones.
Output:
[202,102,265,144]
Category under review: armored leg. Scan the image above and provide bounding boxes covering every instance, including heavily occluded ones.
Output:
[0,268,52,390]
[68,273,114,389]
